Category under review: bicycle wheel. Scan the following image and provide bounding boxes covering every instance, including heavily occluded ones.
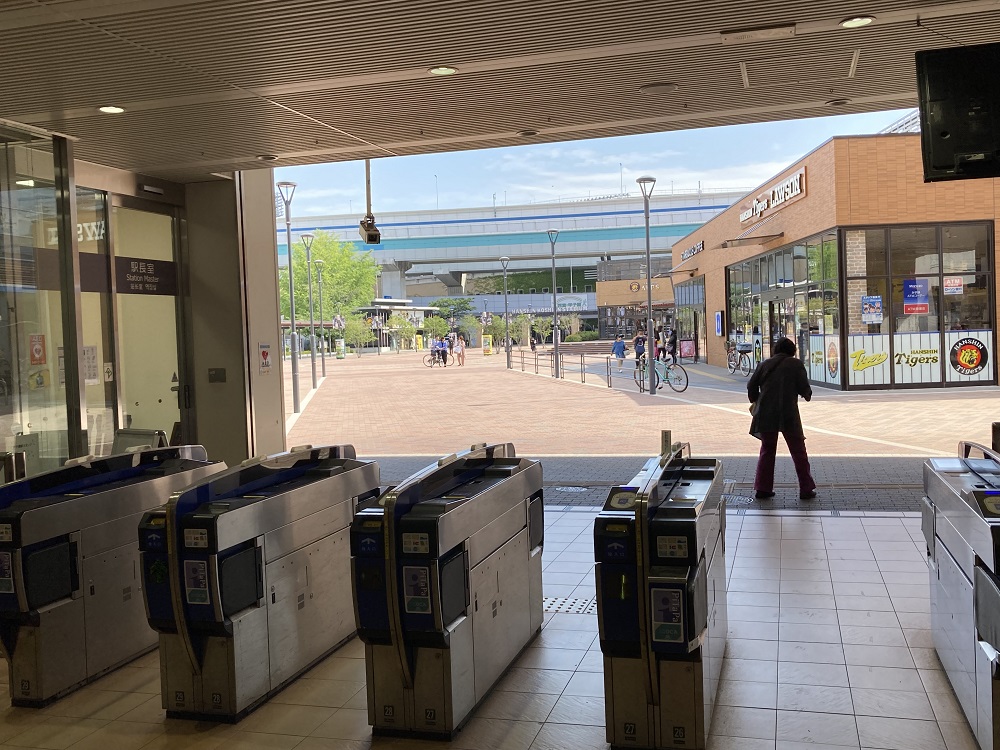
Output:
[740,353,752,377]
[423,353,435,367]
[446,353,455,366]
[633,362,646,389]
[727,351,738,373]
[664,364,688,393]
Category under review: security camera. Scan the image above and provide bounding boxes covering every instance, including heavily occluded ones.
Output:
[358,215,381,244]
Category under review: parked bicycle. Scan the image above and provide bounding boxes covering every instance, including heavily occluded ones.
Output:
[633,355,689,393]
[725,339,754,377]
[422,351,455,367]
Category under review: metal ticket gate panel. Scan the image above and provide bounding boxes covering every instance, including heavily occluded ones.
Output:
[924,442,1000,750]
[351,442,544,739]
[0,446,224,706]
[595,438,725,750]
[138,444,379,721]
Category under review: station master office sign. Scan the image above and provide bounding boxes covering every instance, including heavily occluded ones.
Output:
[114,256,178,295]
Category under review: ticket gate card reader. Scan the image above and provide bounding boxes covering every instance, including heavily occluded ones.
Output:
[352,442,544,738]
[595,445,726,750]
[140,445,380,720]
[0,446,223,706]
[923,442,1000,750]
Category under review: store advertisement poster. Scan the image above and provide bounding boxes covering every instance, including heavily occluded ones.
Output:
[847,334,891,387]
[943,277,964,295]
[946,330,993,383]
[893,332,941,385]
[902,279,930,315]
[861,296,883,324]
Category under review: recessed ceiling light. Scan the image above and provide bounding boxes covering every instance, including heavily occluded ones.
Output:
[516,129,539,137]
[256,154,279,162]
[428,66,458,76]
[840,15,875,28]
[826,98,852,106]
[15,179,34,187]
[640,83,680,95]
[98,105,125,114]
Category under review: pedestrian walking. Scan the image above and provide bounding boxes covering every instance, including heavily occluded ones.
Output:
[611,335,627,372]
[666,328,677,364]
[632,330,646,368]
[748,336,817,500]
[455,335,466,366]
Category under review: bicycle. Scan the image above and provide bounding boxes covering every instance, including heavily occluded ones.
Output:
[633,356,689,393]
[422,352,455,367]
[725,340,754,377]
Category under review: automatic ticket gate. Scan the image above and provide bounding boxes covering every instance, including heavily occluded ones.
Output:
[351,443,544,738]
[0,446,223,706]
[595,442,726,750]
[139,445,380,720]
[923,441,1000,750]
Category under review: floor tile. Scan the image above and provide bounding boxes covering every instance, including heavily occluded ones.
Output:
[847,666,924,692]
[711,706,777,740]
[729,621,779,641]
[529,723,606,750]
[270,678,365,708]
[779,607,840,626]
[937,720,979,750]
[840,626,907,647]
[777,684,854,714]
[545,695,604,725]
[856,715,946,750]
[780,623,841,644]
[776,709,859,746]
[778,661,850,688]
[720,658,778,684]
[59,720,164,750]
[717,680,778,709]
[471,691,559,723]
[451,717,541,750]
[850,687,933,720]
[515,648,587,671]
[779,642,845,665]
[844,645,915,669]
[837,611,900,629]
[728,638,780,661]
[496,668,573,694]
[707,738,774,750]
[562,671,603,697]
[4,717,107,750]
[240,703,335,736]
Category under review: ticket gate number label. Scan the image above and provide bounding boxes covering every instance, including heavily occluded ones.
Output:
[0,552,12,593]
[656,535,689,559]
[651,588,684,643]
[402,532,429,555]
[184,560,210,604]
[184,529,209,548]
[403,565,431,614]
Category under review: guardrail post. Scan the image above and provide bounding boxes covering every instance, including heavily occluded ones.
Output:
[607,356,612,387]
[581,354,585,383]
[993,422,1000,452]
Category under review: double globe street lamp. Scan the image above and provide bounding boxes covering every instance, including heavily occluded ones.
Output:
[300,233,318,390]
[637,175,657,398]
[500,256,511,369]
[276,181,301,413]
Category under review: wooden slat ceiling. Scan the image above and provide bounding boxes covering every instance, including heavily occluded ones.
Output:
[2,0,996,182]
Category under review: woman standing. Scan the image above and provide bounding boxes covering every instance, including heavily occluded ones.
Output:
[455,335,467,366]
[748,337,817,500]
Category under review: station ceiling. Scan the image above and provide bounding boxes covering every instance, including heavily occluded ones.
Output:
[2,0,996,183]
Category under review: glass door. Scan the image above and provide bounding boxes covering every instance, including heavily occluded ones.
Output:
[111,203,181,439]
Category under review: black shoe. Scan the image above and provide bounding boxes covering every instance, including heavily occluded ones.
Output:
[754,491,775,500]
[800,491,817,500]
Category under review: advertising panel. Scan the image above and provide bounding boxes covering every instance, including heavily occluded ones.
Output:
[825,336,841,385]
[893,332,942,385]
[847,334,891,387]
[902,279,930,315]
[945,330,994,383]
[861,296,883,324]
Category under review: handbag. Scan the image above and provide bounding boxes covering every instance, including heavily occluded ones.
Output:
[749,400,759,416]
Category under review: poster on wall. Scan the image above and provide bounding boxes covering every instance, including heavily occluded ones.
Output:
[893,333,942,385]
[861,296,883,324]
[808,335,826,382]
[902,279,930,315]
[715,311,723,337]
[943,277,964,295]
[946,331,994,383]
[825,337,841,385]
[29,334,45,366]
[847,334,891,387]
[258,343,272,376]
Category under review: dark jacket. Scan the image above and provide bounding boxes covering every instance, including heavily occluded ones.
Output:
[748,353,812,438]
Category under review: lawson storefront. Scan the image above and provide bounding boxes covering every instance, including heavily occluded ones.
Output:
[671,134,997,390]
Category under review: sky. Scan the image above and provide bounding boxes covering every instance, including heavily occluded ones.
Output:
[274,108,914,217]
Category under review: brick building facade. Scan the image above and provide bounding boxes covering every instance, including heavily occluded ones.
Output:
[671,134,997,389]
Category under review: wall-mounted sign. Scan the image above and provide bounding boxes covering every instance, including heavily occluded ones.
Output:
[739,168,806,223]
[950,337,988,376]
[943,277,964,295]
[861,296,883,324]
[114,256,178,296]
[715,311,723,337]
[902,279,930,314]
[259,343,272,375]
[629,281,640,292]
[29,334,45,365]
[681,241,704,261]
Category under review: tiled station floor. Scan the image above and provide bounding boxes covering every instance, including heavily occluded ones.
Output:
[0,507,977,750]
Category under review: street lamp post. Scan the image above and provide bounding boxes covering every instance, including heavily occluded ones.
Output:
[637,176,657,397]
[301,233,318,390]
[276,181,301,413]
[500,256,511,368]
[314,259,326,377]
[547,229,560,378]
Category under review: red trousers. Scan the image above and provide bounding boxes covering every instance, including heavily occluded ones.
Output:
[754,432,816,494]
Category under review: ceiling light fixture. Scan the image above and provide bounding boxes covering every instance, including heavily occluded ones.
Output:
[15,179,34,187]
[640,83,680,95]
[516,129,539,137]
[826,98,852,106]
[428,66,458,76]
[840,15,875,28]
[98,105,125,114]
[256,154,279,162]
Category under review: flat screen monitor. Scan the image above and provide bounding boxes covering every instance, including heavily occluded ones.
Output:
[917,42,1000,182]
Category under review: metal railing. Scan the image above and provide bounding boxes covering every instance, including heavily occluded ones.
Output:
[516,350,656,391]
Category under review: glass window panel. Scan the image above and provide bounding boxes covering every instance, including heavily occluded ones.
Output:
[891,276,940,334]
[750,261,761,294]
[767,254,777,288]
[862,229,887,277]
[942,224,989,274]
[824,283,840,337]
[942,274,991,331]
[792,244,807,283]
[821,232,838,281]
[846,277,888,335]
[806,238,822,282]
[890,226,938,276]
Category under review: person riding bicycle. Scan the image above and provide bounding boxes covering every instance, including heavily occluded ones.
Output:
[632,331,646,367]
[433,336,449,366]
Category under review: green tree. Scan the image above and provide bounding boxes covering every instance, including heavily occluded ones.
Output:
[559,313,580,335]
[423,315,449,340]
[532,317,553,344]
[343,314,375,355]
[429,297,475,319]
[511,314,532,346]
[485,316,507,344]
[280,231,378,324]
[388,313,416,351]
[458,314,481,345]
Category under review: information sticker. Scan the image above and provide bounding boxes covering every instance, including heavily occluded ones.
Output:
[184,529,209,549]
[651,587,685,643]
[402,566,431,614]
[184,560,210,604]
[0,552,12,594]
[657,535,689,559]
[609,491,636,510]
[0,524,11,543]
[402,533,429,555]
